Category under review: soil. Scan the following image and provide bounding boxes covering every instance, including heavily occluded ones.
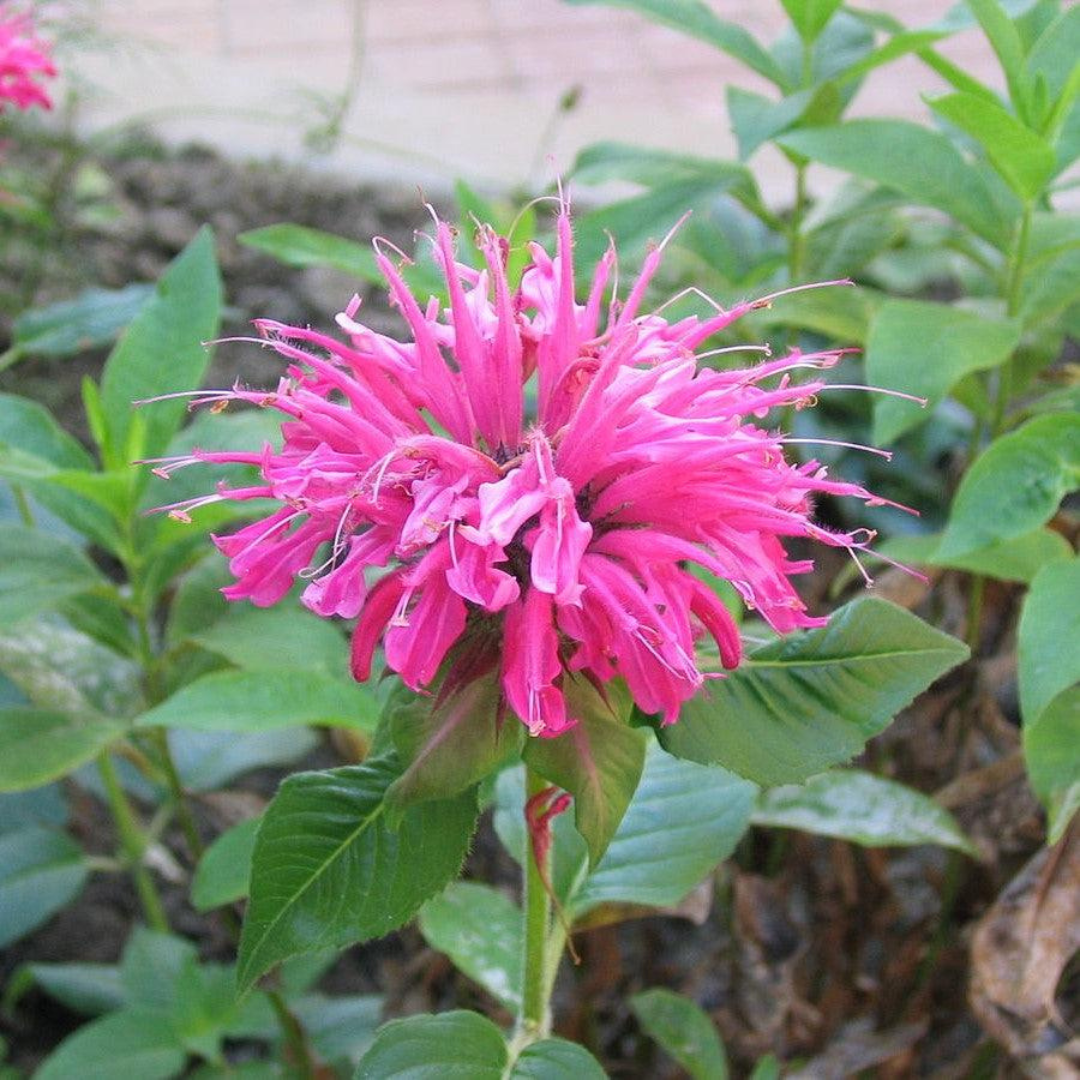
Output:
[1,137,1075,1078]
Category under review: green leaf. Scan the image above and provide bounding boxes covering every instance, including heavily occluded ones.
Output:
[1018,557,1080,723]
[23,963,126,1017]
[881,527,1072,585]
[385,670,522,811]
[1021,246,1080,325]
[0,707,124,791]
[631,988,728,1080]
[563,0,788,87]
[1023,687,1080,843]
[0,525,108,628]
[569,742,756,916]
[523,678,644,866]
[929,92,1056,200]
[189,606,350,680]
[0,393,94,470]
[353,1010,508,1079]
[511,1039,607,1078]
[752,769,977,854]
[777,121,1009,245]
[780,0,843,42]
[661,598,969,786]
[291,993,382,1065]
[135,669,381,733]
[34,1010,187,1080]
[727,87,817,161]
[120,928,197,1012]
[6,284,154,364]
[866,300,1022,443]
[239,223,381,281]
[99,228,222,465]
[191,816,259,911]
[418,881,522,1012]
[750,284,877,345]
[0,826,87,948]
[937,413,1080,558]
[966,0,1031,118]
[238,756,477,991]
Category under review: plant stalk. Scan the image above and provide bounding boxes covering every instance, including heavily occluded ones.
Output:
[519,767,555,1042]
[96,750,169,932]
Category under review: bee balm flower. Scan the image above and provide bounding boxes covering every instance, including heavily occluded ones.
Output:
[0,6,56,112]
[149,208,912,736]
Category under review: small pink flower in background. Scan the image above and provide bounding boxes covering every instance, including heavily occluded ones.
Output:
[149,207,915,736]
[0,5,56,112]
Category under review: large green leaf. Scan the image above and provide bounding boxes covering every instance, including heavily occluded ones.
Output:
[1023,687,1080,844]
[0,826,87,947]
[1018,557,1080,723]
[0,393,94,470]
[99,228,222,465]
[752,769,976,854]
[866,300,1021,443]
[22,962,126,1017]
[661,598,969,786]
[135,670,381,733]
[778,120,1009,245]
[418,881,522,1012]
[0,525,108,628]
[929,91,1056,201]
[354,1011,508,1079]
[522,677,644,866]
[569,743,755,916]
[937,414,1080,558]
[34,1009,187,1080]
[5,285,154,364]
[1021,246,1080,325]
[191,816,259,912]
[726,87,817,161]
[0,707,124,791]
[385,671,522,811]
[238,224,381,280]
[564,0,788,87]
[290,993,382,1065]
[511,1039,607,1078]
[632,988,728,1080]
[238,755,477,991]
[170,728,318,793]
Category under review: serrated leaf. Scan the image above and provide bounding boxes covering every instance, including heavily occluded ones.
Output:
[752,769,977,854]
[1018,557,1080,723]
[386,670,522,810]
[7,284,154,363]
[661,598,969,786]
[778,121,1009,245]
[191,816,259,911]
[866,299,1021,443]
[564,0,788,87]
[100,228,222,465]
[937,413,1080,559]
[239,223,381,280]
[0,827,87,948]
[34,1010,187,1080]
[570,741,755,916]
[0,707,124,791]
[929,92,1056,200]
[135,669,380,733]
[631,988,728,1080]
[511,1038,607,1078]
[0,525,108,628]
[238,756,477,991]
[418,881,522,1012]
[354,1010,508,1079]
[522,677,644,866]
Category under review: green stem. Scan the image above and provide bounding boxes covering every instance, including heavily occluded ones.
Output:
[268,988,321,1078]
[519,768,555,1042]
[788,162,809,287]
[12,485,35,527]
[97,750,169,932]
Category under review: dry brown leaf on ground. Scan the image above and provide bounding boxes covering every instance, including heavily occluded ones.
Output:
[969,824,1080,1075]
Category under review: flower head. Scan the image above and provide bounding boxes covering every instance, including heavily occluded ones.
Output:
[0,5,56,112]
[149,207,915,735]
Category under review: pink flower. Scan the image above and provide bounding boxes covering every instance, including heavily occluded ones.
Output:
[148,207,917,735]
[0,6,56,112]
